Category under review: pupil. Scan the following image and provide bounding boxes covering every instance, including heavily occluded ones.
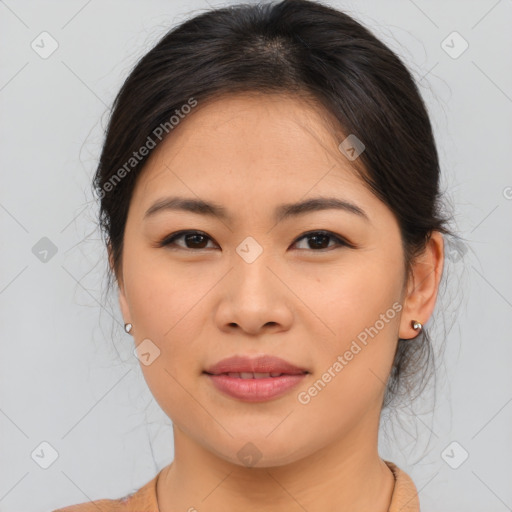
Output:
[187,234,207,248]
[309,234,329,249]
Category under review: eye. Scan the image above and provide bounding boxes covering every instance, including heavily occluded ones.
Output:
[292,230,353,251]
[159,229,353,251]
[159,230,218,250]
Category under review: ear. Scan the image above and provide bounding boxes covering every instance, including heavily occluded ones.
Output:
[399,231,444,339]
[108,241,131,324]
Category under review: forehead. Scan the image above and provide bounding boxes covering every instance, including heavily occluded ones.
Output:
[131,92,378,219]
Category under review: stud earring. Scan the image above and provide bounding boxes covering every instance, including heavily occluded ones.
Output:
[124,323,133,334]
[411,320,423,334]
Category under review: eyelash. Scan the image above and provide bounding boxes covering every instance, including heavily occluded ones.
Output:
[158,230,354,252]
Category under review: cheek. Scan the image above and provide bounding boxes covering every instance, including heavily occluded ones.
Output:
[298,253,403,344]
[122,253,207,391]
[125,263,204,424]
[296,255,403,414]
[125,252,208,341]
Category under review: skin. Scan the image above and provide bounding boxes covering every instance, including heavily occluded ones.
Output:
[111,92,444,511]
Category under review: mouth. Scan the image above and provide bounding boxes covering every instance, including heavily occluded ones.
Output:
[203,354,310,376]
[203,354,310,402]
[203,371,308,378]
[203,369,309,402]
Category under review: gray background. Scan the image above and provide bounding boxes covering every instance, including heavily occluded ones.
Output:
[1,0,511,510]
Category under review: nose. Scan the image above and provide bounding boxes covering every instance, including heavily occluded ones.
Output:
[214,252,294,336]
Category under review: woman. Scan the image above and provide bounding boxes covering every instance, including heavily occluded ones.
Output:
[54,0,453,510]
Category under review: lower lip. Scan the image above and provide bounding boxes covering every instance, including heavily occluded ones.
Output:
[204,373,308,402]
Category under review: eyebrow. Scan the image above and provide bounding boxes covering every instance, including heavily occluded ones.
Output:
[144,196,370,223]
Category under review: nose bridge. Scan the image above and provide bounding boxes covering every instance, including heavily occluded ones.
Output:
[213,236,293,334]
[231,236,275,301]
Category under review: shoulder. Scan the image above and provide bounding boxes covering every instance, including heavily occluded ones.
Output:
[52,470,161,512]
[384,460,421,512]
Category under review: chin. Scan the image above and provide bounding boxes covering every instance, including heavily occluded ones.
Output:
[207,435,311,469]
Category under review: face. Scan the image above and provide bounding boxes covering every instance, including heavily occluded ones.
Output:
[115,92,412,467]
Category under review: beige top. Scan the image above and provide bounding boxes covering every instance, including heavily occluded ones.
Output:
[53,460,420,511]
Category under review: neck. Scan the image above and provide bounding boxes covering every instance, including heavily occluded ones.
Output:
[157,420,395,512]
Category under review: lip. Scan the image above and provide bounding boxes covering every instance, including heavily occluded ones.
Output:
[205,373,308,402]
[204,354,309,375]
[203,354,309,402]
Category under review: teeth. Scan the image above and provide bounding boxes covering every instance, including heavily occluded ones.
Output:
[225,372,284,378]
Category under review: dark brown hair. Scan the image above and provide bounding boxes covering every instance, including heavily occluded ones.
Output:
[94,0,457,409]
